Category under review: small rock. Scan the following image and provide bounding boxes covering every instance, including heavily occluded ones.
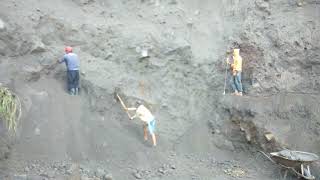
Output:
[264,132,275,141]
[31,164,37,169]
[66,163,78,175]
[104,52,112,60]
[212,128,221,135]
[24,167,30,172]
[187,18,193,26]
[158,168,165,174]
[95,168,105,178]
[297,2,303,6]
[245,132,252,142]
[60,161,66,168]
[252,82,260,88]
[170,164,176,169]
[103,173,113,180]
[133,172,142,179]
[47,170,56,178]
[0,18,5,30]
[34,128,40,136]
[82,168,93,176]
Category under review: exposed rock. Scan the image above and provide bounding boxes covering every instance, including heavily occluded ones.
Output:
[264,132,275,141]
[31,40,46,54]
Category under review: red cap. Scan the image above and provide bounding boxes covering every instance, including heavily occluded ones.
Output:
[65,46,73,53]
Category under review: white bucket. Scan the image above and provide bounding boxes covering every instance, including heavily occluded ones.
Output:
[141,49,148,57]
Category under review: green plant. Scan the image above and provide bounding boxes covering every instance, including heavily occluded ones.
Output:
[0,87,21,132]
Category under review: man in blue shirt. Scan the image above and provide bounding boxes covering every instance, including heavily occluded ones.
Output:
[58,46,80,95]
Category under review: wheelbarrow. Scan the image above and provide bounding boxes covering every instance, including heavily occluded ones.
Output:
[260,150,319,179]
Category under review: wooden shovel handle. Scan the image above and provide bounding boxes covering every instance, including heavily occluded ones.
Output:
[117,94,127,109]
[116,94,132,118]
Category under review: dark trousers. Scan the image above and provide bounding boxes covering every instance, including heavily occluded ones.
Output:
[67,70,79,91]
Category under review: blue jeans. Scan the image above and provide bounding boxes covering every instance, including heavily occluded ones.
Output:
[231,71,243,93]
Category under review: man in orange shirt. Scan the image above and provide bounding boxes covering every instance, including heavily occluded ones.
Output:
[227,49,243,96]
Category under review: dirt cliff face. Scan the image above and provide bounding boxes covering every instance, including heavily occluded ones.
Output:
[0,0,319,179]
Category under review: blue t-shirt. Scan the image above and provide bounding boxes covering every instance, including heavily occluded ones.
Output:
[60,53,80,70]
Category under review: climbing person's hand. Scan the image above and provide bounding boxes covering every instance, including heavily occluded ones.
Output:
[226,57,230,64]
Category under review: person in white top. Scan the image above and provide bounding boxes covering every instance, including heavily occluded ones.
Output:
[127,102,157,146]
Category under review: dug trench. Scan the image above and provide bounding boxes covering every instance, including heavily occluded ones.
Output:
[0,0,319,179]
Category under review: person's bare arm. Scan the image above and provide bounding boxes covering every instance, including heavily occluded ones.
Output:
[126,107,137,120]
[130,114,137,120]
[57,57,65,64]
[127,107,137,111]
[226,57,230,64]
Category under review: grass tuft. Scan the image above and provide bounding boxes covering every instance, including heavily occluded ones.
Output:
[0,87,21,133]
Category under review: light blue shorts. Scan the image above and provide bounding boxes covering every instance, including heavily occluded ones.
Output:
[147,119,156,135]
